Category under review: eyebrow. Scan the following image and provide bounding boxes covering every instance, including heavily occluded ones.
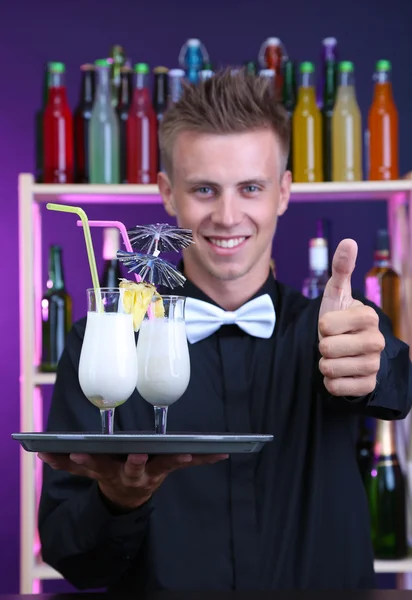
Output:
[185,177,272,187]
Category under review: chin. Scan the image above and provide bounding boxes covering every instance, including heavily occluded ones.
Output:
[207,262,251,282]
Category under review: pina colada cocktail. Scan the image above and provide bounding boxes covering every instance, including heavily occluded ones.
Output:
[136,295,190,434]
[78,288,138,434]
[79,312,137,408]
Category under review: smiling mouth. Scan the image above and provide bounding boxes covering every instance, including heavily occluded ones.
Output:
[205,236,248,249]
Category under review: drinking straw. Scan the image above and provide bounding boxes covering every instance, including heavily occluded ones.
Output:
[46,204,101,308]
[77,219,154,319]
[76,219,142,282]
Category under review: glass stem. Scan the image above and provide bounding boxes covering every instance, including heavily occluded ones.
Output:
[100,408,115,434]
[154,406,168,434]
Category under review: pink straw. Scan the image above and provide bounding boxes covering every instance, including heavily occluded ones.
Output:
[76,219,141,281]
[77,219,155,318]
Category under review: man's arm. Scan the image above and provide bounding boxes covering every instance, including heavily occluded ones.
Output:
[38,321,152,590]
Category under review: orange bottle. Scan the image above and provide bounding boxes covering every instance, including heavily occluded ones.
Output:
[368,60,399,180]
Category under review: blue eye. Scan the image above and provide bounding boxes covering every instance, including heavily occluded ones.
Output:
[243,185,260,194]
[196,186,213,195]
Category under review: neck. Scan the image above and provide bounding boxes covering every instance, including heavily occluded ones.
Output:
[183,253,271,311]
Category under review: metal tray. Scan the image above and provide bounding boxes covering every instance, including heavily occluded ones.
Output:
[12,432,273,455]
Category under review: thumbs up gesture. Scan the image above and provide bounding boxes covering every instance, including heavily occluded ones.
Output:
[318,239,385,398]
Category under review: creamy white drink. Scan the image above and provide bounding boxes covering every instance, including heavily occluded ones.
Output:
[136,318,190,406]
[79,311,138,409]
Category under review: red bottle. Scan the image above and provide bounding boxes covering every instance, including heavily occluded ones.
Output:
[258,37,287,99]
[43,62,74,183]
[127,63,157,184]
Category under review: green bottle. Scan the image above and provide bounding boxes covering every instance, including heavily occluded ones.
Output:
[89,59,120,184]
[321,60,337,181]
[41,246,72,372]
[365,419,407,559]
[282,60,296,173]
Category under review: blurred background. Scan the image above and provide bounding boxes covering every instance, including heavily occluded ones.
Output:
[1,0,411,593]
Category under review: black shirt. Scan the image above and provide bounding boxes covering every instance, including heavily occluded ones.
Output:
[38,274,412,592]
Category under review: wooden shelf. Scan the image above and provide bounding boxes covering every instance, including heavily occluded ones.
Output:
[374,553,412,574]
[30,179,412,204]
[34,371,56,386]
[33,562,63,580]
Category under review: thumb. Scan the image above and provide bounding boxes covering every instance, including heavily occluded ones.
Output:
[319,238,358,316]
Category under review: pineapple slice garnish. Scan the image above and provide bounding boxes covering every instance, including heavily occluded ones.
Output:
[119,279,164,330]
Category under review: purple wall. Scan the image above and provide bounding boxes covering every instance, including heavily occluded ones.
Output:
[1,0,411,593]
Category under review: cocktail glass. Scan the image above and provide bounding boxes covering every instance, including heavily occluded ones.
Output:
[136,295,190,434]
[78,288,138,434]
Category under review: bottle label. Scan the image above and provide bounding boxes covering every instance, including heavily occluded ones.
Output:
[309,246,328,272]
[365,275,382,308]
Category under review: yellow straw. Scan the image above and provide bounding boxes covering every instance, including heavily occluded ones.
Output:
[46,203,101,306]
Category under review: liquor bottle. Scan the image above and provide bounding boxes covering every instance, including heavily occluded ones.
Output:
[153,66,169,172]
[316,37,338,109]
[258,37,287,98]
[117,65,133,183]
[127,63,157,184]
[332,61,362,181]
[89,59,120,184]
[34,63,49,183]
[368,60,399,180]
[41,246,72,372]
[365,419,407,559]
[43,62,74,183]
[109,44,126,107]
[74,64,96,183]
[282,60,296,172]
[365,229,401,339]
[321,60,337,181]
[356,416,375,487]
[293,62,323,183]
[100,228,123,287]
[302,237,329,299]
[168,69,185,107]
[179,38,209,84]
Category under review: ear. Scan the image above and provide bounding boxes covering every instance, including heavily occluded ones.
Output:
[157,171,176,217]
[277,169,291,217]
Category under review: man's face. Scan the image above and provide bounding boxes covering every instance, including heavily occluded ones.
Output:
[158,128,291,284]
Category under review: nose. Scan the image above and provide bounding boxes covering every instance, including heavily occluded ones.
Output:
[211,191,243,228]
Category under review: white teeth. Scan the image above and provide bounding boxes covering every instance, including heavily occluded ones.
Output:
[209,237,246,248]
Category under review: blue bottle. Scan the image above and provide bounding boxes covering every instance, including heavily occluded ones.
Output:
[178,38,209,84]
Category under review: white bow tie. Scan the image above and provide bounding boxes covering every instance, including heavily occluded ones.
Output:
[184,294,276,344]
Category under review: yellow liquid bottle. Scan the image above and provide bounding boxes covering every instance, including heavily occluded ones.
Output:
[332,61,363,181]
[292,61,323,183]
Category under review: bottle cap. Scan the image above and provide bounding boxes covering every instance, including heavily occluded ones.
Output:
[95,59,109,67]
[168,68,185,77]
[103,228,121,261]
[322,37,337,46]
[300,62,315,74]
[339,61,354,73]
[265,37,282,46]
[80,63,95,71]
[376,59,391,72]
[153,66,169,74]
[134,63,150,74]
[49,62,65,73]
[187,38,201,47]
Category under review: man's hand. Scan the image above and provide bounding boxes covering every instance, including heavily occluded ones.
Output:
[38,452,228,510]
[318,238,385,398]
